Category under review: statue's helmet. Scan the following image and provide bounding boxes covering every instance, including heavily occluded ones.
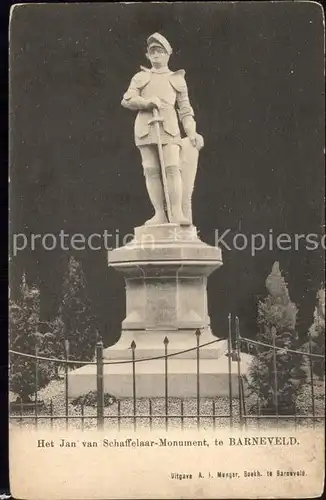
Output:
[147,33,173,55]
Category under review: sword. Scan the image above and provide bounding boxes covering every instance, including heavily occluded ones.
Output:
[148,107,172,223]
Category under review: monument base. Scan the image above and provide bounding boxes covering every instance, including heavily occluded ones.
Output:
[68,223,253,399]
[102,328,227,360]
[68,328,253,399]
[68,348,253,398]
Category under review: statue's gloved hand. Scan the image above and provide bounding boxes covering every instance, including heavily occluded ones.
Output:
[188,133,204,151]
[145,97,162,110]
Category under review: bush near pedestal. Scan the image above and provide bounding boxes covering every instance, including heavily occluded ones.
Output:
[246,262,306,415]
[53,256,99,366]
[303,286,325,380]
[9,277,55,403]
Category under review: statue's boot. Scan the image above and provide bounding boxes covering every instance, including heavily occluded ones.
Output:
[166,165,190,225]
[145,212,167,225]
[144,170,167,225]
[182,199,193,225]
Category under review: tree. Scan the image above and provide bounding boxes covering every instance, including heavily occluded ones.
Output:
[54,256,99,363]
[307,286,325,379]
[9,276,55,402]
[247,262,306,414]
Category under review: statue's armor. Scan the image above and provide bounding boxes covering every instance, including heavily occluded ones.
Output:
[122,66,194,146]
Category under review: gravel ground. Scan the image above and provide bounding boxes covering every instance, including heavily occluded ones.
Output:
[10,379,239,431]
[9,379,325,431]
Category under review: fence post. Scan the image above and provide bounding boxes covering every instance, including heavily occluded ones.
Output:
[254,342,261,429]
[117,400,121,432]
[240,376,247,430]
[235,316,243,428]
[196,329,201,430]
[20,399,23,428]
[34,344,39,429]
[308,335,316,429]
[271,326,279,425]
[227,313,233,428]
[81,401,85,432]
[131,341,137,431]
[64,339,69,431]
[164,336,169,431]
[96,340,104,431]
[149,399,153,431]
[257,396,261,430]
[50,399,54,430]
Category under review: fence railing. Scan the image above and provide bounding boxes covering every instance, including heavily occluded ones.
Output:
[235,318,325,429]
[9,316,325,430]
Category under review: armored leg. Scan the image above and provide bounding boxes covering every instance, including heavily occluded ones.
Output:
[138,146,167,225]
[163,144,189,225]
[180,137,199,225]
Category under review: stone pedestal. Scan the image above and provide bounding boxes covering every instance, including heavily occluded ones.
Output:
[68,224,238,398]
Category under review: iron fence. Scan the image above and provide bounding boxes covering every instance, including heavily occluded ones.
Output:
[235,318,325,429]
[9,316,325,430]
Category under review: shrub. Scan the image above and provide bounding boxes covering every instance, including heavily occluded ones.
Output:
[53,256,99,366]
[70,391,117,407]
[9,277,55,402]
[308,287,325,379]
[246,262,306,415]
